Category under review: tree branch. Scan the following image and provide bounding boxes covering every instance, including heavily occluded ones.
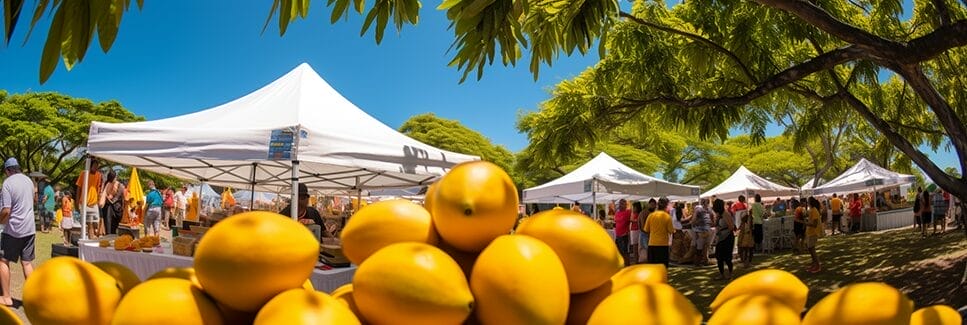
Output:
[754,0,906,57]
[836,90,966,199]
[618,11,758,83]
[931,0,952,26]
[892,64,967,173]
[613,45,865,114]
[903,20,967,62]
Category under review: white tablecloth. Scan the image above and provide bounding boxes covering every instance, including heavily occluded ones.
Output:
[78,242,355,293]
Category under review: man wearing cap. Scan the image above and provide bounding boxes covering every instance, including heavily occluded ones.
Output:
[279,183,324,228]
[0,158,37,306]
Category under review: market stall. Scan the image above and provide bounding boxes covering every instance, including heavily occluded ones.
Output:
[700,166,800,201]
[78,241,354,293]
[522,152,700,216]
[810,159,916,231]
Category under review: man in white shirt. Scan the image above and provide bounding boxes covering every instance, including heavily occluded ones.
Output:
[0,158,36,306]
[173,185,188,228]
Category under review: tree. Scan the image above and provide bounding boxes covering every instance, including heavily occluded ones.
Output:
[0,91,143,185]
[511,1,967,210]
[398,113,517,180]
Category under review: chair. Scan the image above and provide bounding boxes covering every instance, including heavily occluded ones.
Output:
[763,219,782,254]
[780,216,795,249]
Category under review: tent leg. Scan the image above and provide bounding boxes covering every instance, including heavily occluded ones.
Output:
[250,163,257,210]
[80,156,91,241]
[291,161,300,220]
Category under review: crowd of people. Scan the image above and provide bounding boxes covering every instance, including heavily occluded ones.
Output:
[531,186,963,281]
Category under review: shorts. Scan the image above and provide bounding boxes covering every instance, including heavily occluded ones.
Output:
[921,213,933,225]
[85,206,100,222]
[806,235,818,248]
[832,213,842,224]
[1,233,36,262]
[639,233,649,248]
[630,230,640,244]
[145,207,162,232]
[752,224,763,244]
[61,216,74,229]
[647,245,670,266]
[933,213,945,224]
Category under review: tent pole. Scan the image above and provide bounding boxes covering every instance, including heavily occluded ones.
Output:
[591,179,597,219]
[80,156,91,240]
[250,163,257,210]
[291,160,300,220]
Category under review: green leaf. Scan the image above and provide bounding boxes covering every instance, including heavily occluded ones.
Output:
[438,0,462,11]
[279,0,292,36]
[136,0,144,10]
[95,0,122,52]
[375,3,389,43]
[3,0,24,44]
[22,0,51,45]
[261,0,280,35]
[39,4,66,83]
[353,0,365,13]
[331,0,350,23]
[360,2,380,36]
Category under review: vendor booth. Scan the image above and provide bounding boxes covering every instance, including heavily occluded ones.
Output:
[700,165,799,201]
[78,63,479,291]
[810,159,916,231]
[522,152,700,216]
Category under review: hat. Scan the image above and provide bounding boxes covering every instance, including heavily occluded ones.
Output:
[298,183,310,198]
[3,158,18,169]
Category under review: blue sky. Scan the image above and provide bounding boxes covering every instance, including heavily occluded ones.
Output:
[0,0,959,174]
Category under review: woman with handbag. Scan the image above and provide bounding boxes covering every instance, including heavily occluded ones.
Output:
[713,199,736,280]
[100,170,126,235]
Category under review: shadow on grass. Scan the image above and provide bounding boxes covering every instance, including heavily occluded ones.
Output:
[667,228,967,318]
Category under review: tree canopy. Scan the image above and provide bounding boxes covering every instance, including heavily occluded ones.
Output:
[0,90,143,185]
[399,112,517,178]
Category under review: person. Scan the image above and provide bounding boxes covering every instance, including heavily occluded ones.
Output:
[637,199,657,263]
[570,201,584,215]
[60,191,75,246]
[596,209,606,227]
[173,185,188,229]
[712,198,735,280]
[40,178,55,233]
[279,183,325,228]
[612,199,632,266]
[75,159,103,239]
[919,189,932,237]
[737,197,755,268]
[630,202,642,264]
[686,198,712,266]
[143,180,165,236]
[792,198,806,253]
[670,202,687,264]
[643,197,674,267]
[805,197,823,273]
[162,186,174,230]
[772,198,786,217]
[848,193,863,234]
[0,158,37,306]
[913,187,922,232]
[931,188,949,236]
[750,194,765,261]
[100,170,125,235]
[829,193,844,235]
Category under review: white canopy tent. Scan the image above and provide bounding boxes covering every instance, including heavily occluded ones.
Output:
[809,159,915,195]
[522,153,701,209]
[700,166,799,201]
[800,178,824,193]
[81,63,478,238]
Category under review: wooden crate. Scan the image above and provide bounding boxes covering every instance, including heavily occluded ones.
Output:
[172,236,198,257]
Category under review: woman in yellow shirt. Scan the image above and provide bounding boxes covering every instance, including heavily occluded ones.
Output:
[805,197,823,273]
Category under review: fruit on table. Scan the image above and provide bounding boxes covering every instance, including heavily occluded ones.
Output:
[471,234,569,325]
[587,283,702,325]
[803,282,913,325]
[331,284,364,321]
[0,304,22,325]
[148,267,202,288]
[707,294,802,325]
[194,211,319,312]
[254,289,360,325]
[567,264,668,325]
[114,234,134,250]
[353,242,473,325]
[23,257,122,325]
[515,209,623,293]
[430,161,519,252]
[111,278,223,325]
[341,199,439,264]
[92,261,142,295]
[910,305,962,325]
[710,269,808,313]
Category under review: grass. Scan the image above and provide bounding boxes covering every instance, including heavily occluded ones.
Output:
[5,226,966,324]
[666,226,967,319]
